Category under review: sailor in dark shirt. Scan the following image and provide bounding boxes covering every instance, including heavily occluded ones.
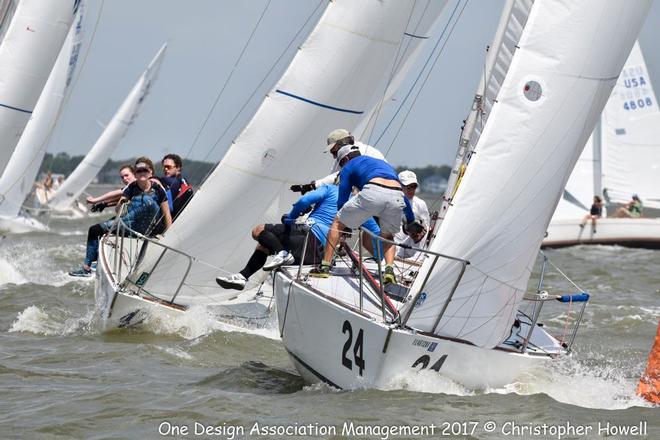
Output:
[158,153,193,220]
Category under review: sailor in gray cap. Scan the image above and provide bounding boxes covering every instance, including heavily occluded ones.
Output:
[290,129,385,194]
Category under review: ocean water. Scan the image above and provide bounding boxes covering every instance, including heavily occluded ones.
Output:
[0,213,658,439]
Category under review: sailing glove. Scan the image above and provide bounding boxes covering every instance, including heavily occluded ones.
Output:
[290,181,316,195]
[403,219,425,236]
[91,202,107,213]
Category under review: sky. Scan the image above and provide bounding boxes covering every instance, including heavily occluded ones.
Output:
[47,0,660,169]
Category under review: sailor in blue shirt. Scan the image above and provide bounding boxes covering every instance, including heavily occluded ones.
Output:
[310,146,416,284]
[215,184,379,291]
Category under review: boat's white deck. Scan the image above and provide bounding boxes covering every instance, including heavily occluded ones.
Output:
[288,261,406,321]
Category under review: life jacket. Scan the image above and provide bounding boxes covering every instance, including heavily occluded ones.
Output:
[122,187,163,235]
[172,179,193,220]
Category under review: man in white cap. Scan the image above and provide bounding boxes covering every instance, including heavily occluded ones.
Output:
[394,170,430,245]
[290,129,385,194]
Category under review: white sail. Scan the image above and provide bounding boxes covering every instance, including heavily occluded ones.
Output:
[137,0,430,304]
[0,2,84,219]
[554,40,660,219]
[403,0,650,348]
[601,41,660,209]
[0,0,76,176]
[48,44,167,211]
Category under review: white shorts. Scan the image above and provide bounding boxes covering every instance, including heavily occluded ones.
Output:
[338,184,406,235]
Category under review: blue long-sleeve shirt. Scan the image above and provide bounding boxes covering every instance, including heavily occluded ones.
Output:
[285,185,381,245]
[337,156,414,222]
[285,185,337,246]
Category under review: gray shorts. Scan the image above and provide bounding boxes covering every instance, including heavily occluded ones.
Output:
[338,184,406,235]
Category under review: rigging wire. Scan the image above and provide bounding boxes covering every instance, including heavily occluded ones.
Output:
[360,0,423,144]
[377,0,470,154]
[188,0,326,185]
[374,0,469,151]
[183,0,274,160]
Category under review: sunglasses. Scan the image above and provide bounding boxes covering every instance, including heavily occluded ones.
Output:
[162,164,174,170]
[135,168,150,174]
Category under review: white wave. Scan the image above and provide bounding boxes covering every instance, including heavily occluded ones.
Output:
[154,345,194,360]
[142,305,280,341]
[501,356,649,410]
[9,305,95,336]
[384,369,475,396]
[372,354,649,410]
[0,256,26,285]
[0,240,84,287]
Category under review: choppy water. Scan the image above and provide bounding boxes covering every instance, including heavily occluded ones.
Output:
[1,213,658,439]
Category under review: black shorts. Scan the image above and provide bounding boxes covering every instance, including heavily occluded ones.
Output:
[264,223,324,265]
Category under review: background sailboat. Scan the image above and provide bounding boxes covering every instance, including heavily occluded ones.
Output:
[544,41,660,248]
[45,43,167,215]
[0,2,84,233]
[0,0,76,176]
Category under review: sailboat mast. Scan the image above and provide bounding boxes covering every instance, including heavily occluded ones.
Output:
[592,116,605,215]
[437,0,532,227]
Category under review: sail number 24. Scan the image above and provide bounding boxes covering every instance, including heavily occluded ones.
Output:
[341,320,365,376]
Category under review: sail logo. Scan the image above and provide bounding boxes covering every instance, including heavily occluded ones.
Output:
[623,76,647,89]
[415,292,427,307]
[412,339,437,352]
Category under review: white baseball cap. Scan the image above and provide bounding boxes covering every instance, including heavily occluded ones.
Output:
[336,145,360,165]
[398,170,418,186]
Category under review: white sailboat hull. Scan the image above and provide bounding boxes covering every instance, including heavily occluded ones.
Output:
[274,270,559,390]
[96,238,185,329]
[95,237,274,330]
[543,218,660,249]
[0,214,48,233]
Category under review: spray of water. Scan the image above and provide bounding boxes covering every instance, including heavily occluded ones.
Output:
[9,305,96,336]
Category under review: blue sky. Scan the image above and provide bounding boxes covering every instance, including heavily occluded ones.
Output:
[48,0,660,168]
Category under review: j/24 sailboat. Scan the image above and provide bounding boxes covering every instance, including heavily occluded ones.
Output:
[273,0,651,389]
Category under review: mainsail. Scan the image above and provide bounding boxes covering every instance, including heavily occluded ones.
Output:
[136,0,442,304]
[47,44,167,211]
[0,0,76,175]
[0,2,84,219]
[403,0,650,348]
[601,41,660,210]
[554,40,660,219]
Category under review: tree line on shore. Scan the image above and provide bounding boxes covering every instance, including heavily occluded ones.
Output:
[39,152,451,188]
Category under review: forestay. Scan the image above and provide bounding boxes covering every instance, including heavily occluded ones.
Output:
[0,0,76,176]
[48,44,167,211]
[601,41,660,209]
[137,0,424,304]
[403,0,650,348]
[0,2,84,218]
